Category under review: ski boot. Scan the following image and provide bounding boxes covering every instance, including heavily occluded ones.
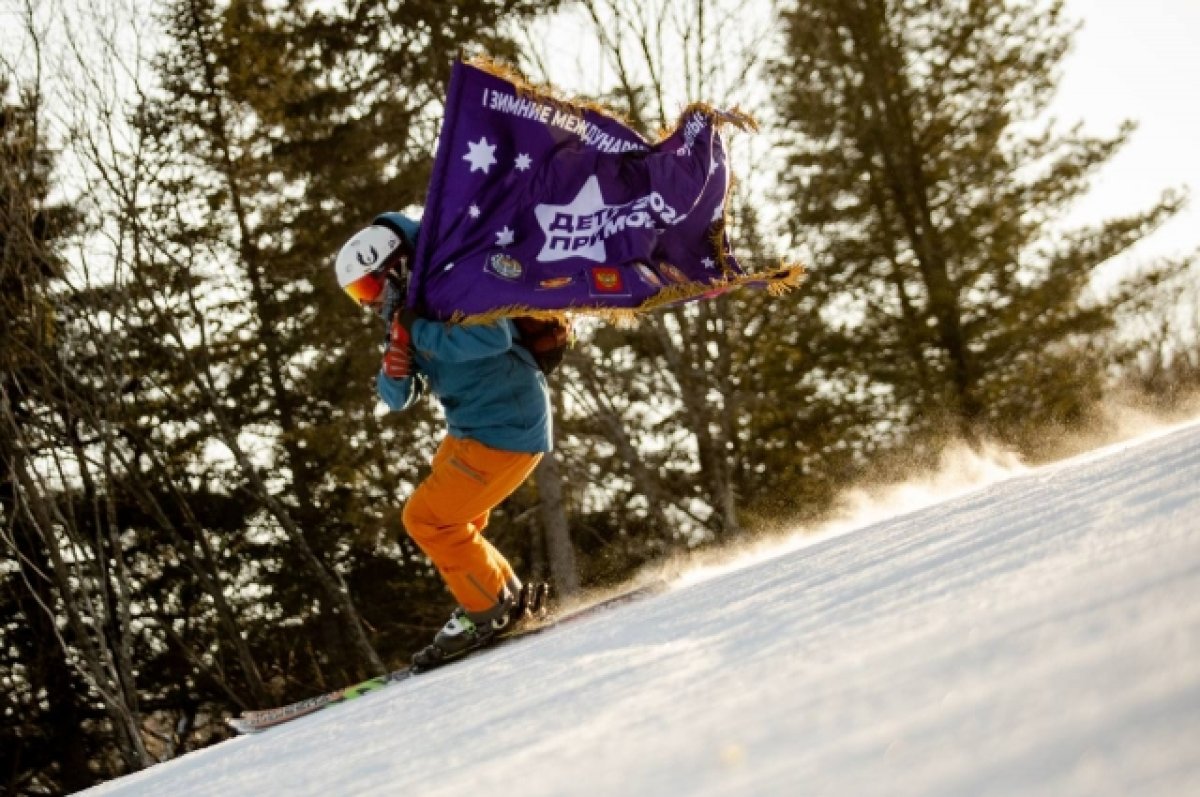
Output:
[411,582,550,671]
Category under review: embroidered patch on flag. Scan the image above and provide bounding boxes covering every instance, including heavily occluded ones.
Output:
[589,266,628,295]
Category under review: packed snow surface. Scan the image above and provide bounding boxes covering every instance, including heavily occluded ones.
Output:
[85,422,1200,796]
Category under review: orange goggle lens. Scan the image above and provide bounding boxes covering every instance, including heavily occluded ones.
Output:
[343,270,387,307]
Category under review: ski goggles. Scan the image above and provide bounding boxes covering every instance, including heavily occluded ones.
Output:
[342,268,389,308]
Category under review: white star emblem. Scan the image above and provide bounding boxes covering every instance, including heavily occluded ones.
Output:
[463,137,497,173]
[495,226,515,247]
[468,204,481,218]
[515,153,532,171]
[702,257,716,270]
[533,176,614,263]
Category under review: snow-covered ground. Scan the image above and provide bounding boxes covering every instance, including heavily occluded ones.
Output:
[85,421,1200,797]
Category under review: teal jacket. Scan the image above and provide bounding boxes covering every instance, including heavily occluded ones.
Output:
[377,319,552,453]
[372,212,552,454]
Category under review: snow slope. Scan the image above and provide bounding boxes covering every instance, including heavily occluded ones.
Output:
[84,422,1200,797]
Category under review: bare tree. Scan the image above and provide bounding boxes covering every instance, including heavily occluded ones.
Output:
[519,0,780,544]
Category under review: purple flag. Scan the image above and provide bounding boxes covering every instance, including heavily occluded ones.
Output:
[408,59,803,322]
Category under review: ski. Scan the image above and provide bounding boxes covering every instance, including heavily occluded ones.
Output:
[228,669,415,734]
[227,580,667,734]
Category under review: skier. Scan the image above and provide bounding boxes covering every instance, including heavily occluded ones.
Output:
[334,212,569,668]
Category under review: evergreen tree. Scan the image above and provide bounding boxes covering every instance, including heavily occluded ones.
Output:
[125,0,565,703]
[769,0,1187,450]
[4,0,565,786]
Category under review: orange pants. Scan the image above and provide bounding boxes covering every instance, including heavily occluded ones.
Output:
[402,436,542,613]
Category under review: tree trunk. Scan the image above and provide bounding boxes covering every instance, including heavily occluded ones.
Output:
[534,452,580,599]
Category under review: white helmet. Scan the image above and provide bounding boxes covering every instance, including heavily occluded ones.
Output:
[334,224,408,307]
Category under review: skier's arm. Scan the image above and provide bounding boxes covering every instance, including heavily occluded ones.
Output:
[376,311,423,411]
[376,371,425,411]
[411,319,514,363]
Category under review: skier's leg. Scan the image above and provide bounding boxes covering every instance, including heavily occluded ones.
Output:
[402,436,540,614]
[465,510,517,587]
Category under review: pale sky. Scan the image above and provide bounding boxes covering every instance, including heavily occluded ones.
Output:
[1055,0,1200,269]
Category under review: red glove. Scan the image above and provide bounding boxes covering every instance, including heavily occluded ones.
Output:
[382,311,416,379]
